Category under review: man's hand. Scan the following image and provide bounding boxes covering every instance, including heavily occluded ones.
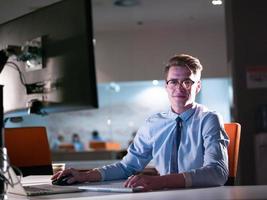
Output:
[51,168,101,184]
[124,174,163,192]
[124,173,186,192]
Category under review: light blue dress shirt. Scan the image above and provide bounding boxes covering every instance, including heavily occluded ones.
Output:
[98,103,229,187]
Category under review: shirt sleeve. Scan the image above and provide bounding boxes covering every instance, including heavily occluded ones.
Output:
[98,124,153,181]
[188,113,229,187]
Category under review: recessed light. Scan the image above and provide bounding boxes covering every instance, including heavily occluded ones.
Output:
[114,0,139,7]
[152,80,159,86]
[212,0,222,5]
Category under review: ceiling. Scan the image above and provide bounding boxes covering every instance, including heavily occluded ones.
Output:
[0,0,61,24]
[0,0,224,31]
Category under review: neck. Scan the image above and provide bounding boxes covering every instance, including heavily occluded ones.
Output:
[171,103,193,114]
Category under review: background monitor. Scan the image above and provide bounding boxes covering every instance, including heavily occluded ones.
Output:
[0,0,98,117]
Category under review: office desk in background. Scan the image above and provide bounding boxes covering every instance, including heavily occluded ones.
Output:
[6,176,267,200]
[52,150,121,161]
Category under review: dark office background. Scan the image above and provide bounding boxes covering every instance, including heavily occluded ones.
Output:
[0,0,267,186]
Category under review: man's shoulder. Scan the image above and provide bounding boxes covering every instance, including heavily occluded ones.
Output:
[194,103,223,121]
[195,103,217,115]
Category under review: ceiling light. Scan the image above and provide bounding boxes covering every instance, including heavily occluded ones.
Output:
[114,0,139,7]
[212,0,222,5]
[152,80,159,86]
[107,82,120,92]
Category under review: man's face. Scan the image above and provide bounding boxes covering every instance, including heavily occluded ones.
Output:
[165,66,201,109]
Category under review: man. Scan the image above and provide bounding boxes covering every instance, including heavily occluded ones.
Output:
[52,54,229,191]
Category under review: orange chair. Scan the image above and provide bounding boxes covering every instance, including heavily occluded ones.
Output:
[224,123,241,185]
[58,143,75,151]
[89,141,121,151]
[4,127,53,176]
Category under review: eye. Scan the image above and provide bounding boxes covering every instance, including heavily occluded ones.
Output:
[183,80,193,85]
[167,79,177,85]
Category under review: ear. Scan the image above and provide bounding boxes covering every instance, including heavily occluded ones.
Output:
[196,80,201,94]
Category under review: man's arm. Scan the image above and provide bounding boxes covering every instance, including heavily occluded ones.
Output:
[98,125,153,181]
[188,113,229,187]
[51,125,153,184]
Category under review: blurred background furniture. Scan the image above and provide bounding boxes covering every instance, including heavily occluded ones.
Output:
[89,141,121,151]
[57,143,75,152]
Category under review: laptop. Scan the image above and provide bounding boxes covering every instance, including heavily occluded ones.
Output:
[4,167,84,196]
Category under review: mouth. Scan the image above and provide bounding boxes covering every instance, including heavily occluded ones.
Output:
[172,94,187,98]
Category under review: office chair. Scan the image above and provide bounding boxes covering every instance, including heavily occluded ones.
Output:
[89,141,121,150]
[4,127,53,176]
[57,143,75,151]
[224,122,241,185]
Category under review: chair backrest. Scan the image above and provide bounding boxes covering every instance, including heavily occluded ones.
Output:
[224,123,241,185]
[58,143,75,151]
[4,127,53,176]
[89,141,121,150]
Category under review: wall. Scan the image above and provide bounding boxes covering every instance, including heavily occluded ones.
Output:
[6,78,231,150]
[225,0,267,185]
[94,23,228,82]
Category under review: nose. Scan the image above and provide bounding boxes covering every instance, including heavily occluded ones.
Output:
[174,81,184,89]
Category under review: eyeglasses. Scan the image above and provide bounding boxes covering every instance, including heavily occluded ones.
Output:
[166,78,195,90]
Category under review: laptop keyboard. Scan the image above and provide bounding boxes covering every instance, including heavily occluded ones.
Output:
[24,185,52,192]
[23,184,82,195]
[23,185,55,195]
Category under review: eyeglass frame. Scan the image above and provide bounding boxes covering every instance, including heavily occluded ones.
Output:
[166,78,196,90]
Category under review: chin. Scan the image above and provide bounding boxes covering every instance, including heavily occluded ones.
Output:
[172,96,187,102]
[173,99,187,106]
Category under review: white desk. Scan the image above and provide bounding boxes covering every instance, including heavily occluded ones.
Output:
[5,176,267,200]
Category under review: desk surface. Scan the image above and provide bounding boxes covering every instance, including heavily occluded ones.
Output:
[6,176,267,200]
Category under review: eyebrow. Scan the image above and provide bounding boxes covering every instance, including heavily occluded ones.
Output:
[167,78,193,81]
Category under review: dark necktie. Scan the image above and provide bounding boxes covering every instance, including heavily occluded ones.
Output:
[170,117,182,173]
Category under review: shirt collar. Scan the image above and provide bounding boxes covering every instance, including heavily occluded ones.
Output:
[168,103,197,122]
